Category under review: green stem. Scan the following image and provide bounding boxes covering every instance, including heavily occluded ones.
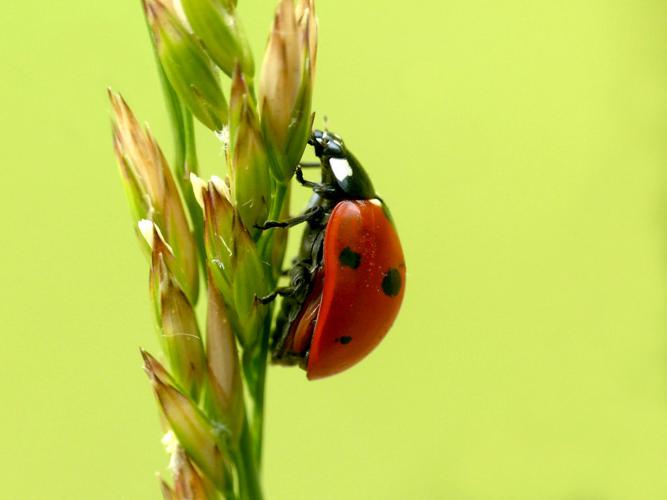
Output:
[250,179,289,468]
[237,417,263,500]
[234,444,248,500]
[152,50,186,170]
[251,316,271,467]
[183,107,197,172]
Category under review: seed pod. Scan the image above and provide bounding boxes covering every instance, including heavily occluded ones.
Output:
[144,222,206,398]
[180,0,254,78]
[197,175,235,305]
[110,90,199,304]
[232,225,270,348]
[259,0,317,180]
[144,0,228,131]
[143,351,233,492]
[204,274,244,440]
[173,448,218,500]
[229,68,271,239]
[196,175,270,347]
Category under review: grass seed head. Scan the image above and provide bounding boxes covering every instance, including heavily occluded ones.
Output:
[145,0,228,131]
[143,352,234,492]
[229,68,272,239]
[110,90,200,304]
[259,0,318,180]
[147,226,207,398]
[180,0,254,78]
[205,276,244,438]
[173,448,217,500]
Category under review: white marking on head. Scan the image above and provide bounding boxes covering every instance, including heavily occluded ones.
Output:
[330,158,353,181]
[370,198,383,207]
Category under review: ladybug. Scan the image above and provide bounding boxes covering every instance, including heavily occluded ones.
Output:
[258,130,406,379]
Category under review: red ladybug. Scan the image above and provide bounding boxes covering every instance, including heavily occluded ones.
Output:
[258,130,405,379]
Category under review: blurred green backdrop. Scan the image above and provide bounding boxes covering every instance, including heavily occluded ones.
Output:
[2,1,667,498]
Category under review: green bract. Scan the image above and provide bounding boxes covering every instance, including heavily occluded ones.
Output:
[147,225,206,398]
[180,0,254,78]
[143,352,233,492]
[145,0,228,131]
[205,278,244,439]
[197,177,269,348]
[110,90,199,305]
[259,0,317,181]
[229,69,272,240]
[199,177,235,306]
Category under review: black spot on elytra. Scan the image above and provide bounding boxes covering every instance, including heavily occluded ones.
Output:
[381,268,402,297]
[339,247,361,269]
[337,336,352,345]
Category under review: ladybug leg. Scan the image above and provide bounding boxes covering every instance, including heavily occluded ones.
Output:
[257,262,312,305]
[295,165,318,187]
[255,287,295,305]
[254,206,324,230]
[295,166,337,197]
[270,263,316,362]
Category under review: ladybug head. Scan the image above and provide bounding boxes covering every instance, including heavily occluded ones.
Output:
[308,130,377,201]
[309,129,345,157]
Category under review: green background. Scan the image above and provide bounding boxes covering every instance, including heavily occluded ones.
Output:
[2,1,667,498]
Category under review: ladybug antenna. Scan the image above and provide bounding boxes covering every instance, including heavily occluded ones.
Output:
[323,115,329,132]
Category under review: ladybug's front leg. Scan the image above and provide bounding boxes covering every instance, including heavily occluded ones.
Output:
[255,287,295,305]
[254,206,324,231]
[298,161,320,168]
[295,167,337,197]
[257,260,313,305]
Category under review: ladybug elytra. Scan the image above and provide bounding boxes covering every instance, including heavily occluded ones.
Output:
[258,130,406,379]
